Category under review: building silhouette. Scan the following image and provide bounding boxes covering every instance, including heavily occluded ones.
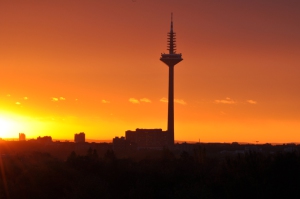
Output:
[19,133,26,141]
[122,14,183,149]
[125,128,171,149]
[37,136,52,143]
[113,136,137,152]
[74,132,85,143]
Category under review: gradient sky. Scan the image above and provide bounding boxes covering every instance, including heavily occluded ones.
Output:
[0,0,299,143]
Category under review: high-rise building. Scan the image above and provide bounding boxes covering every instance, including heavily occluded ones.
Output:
[74,132,85,143]
[160,13,183,145]
[19,133,26,141]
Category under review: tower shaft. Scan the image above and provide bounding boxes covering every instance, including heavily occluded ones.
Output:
[168,65,174,143]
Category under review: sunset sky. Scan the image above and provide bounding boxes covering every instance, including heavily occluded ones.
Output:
[1,0,299,143]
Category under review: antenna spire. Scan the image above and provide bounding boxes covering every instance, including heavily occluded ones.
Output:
[167,13,176,54]
[170,12,173,32]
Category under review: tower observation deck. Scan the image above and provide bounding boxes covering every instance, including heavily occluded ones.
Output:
[160,13,183,145]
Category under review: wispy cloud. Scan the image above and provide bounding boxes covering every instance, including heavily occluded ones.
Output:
[52,97,59,102]
[129,98,152,104]
[52,97,66,102]
[129,98,140,104]
[175,99,187,105]
[214,97,236,104]
[140,98,151,103]
[16,102,21,105]
[247,100,257,104]
[23,97,28,100]
[7,94,10,97]
[102,99,110,103]
[160,97,168,103]
[160,97,186,105]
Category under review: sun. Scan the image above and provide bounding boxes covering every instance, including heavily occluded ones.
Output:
[0,117,15,138]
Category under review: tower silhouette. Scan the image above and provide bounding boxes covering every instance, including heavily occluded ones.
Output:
[160,13,183,145]
[122,14,183,149]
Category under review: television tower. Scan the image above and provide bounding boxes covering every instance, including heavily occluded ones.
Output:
[160,13,183,145]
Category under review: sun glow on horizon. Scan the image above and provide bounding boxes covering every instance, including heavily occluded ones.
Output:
[0,111,117,140]
[0,117,15,138]
[0,112,48,139]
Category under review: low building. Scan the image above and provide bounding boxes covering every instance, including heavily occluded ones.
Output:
[37,136,52,143]
[125,128,172,149]
[113,136,137,152]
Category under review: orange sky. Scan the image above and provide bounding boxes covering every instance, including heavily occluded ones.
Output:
[0,0,300,143]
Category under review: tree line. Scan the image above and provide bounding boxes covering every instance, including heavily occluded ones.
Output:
[1,147,300,198]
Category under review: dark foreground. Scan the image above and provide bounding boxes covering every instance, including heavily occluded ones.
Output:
[1,145,300,199]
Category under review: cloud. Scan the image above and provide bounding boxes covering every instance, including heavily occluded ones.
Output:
[160,97,186,105]
[128,98,152,104]
[215,97,236,104]
[140,98,151,103]
[16,102,21,105]
[52,97,66,101]
[102,99,110,103]
[247,100,257,104]
[52,97,59,102]
[23,97,28,100]
[129,98,140,104]
[7,94,10,97]
[160,97,168,103]
[175,99,187,105]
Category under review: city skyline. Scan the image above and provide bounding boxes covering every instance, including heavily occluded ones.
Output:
[1,1,300,143]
